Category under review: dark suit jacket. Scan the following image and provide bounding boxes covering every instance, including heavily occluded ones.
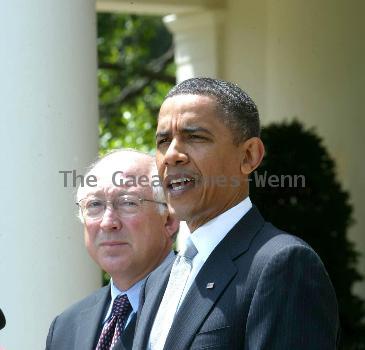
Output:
[133,206,340,350]
[46,285,136,350]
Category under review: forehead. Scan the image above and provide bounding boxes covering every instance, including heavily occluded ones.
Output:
[157,94,221,129]
[78,153,153,199]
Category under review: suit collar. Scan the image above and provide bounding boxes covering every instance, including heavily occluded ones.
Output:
[221,205,265,259]
[190,197,253,261]
[164,206,265,349]
[75,285,110,349]
[164,250,237,349]
[133,252,176,349]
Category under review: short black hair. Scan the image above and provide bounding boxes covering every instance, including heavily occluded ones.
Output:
[165,77,260,144]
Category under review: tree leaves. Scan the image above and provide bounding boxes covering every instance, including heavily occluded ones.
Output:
[251,120,365,349]
[97,13,175,154]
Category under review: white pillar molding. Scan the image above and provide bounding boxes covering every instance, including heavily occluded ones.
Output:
[164,10,225,82]
[163,10,225,247]
[96,0,226,16]
[163,10,225,246]
[0,0,100,348]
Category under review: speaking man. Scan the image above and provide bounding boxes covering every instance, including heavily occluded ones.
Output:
[133,78,340,350]
[46,149,178,350]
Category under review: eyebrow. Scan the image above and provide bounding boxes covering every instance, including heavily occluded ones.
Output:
[156,126,214,139]
[84,190,139,199]
[156,130,170,139]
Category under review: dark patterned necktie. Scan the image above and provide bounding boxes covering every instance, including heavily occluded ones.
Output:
[95,294,132,350]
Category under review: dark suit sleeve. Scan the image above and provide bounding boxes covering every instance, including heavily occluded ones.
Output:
[245,244,339,350]
[45,316,57,350]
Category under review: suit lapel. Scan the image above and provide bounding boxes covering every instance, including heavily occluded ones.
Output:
[133,252,175,349]
[164,251,237,350]
[164,206,265,350]
[75,285,110,350]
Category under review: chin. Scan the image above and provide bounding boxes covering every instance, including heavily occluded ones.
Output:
[172,205,195,222]
[101,257,126,271]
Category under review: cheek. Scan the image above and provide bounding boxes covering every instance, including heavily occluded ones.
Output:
[84,224,98,249]
[156,154,165,174]
[129,216,165,247]
[197,155,223,176]
[213,149,241,172]
[123,218,147,245]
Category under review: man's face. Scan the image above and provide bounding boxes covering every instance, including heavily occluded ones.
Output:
[156,94,248,231]
[80,154,176,290]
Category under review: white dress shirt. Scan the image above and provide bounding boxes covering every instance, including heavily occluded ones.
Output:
[177,196,252,308]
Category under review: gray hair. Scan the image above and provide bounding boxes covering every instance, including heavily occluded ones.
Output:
[76,148,167,222]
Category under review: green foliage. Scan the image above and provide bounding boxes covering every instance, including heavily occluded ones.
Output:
[251,120,365,349]
[97,13,175,154]
[97,13,175,286]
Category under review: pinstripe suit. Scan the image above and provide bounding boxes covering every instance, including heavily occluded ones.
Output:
[133,206,340,350]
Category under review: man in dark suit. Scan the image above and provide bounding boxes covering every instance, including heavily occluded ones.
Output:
[133,78,340,349]
[46,149,178,350]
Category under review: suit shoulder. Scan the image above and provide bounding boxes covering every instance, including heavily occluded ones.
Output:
[54,285,109,321]
[245,224,335,304]
[147,252,175,284]
[252,223,324,268]
[260,223,312,250]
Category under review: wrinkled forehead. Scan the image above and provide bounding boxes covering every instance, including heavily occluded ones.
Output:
[77,154,153,200]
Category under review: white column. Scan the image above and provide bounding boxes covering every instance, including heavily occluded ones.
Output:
[0,1,101,348]
[164,11,224,83]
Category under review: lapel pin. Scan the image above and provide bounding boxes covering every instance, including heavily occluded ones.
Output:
[206,282,215,289]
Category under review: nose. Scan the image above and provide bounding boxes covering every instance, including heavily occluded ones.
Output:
[99,207,122,232]
[163,138,189,166]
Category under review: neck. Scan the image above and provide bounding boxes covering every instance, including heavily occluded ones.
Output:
[111,245,172,291]
[187,192,249,232]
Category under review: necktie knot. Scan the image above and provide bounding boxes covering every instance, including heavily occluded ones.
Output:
[179,236,198,261]
[111,294,131,318]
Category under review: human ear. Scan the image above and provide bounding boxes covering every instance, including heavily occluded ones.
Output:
[164,211,180,239]
[240,137,265,175]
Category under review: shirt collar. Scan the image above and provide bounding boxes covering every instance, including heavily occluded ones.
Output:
[109,277,145,315]
[188,196,252,261]
[105,251,175,322]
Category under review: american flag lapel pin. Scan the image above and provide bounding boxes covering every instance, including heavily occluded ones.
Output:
[206,282,215,289]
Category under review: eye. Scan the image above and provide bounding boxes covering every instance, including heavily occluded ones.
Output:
[84,199,104,216]
[86,199,103,209]
[156,138,171,147]
[123,200,138,207]
[188,134,208,141]
[116,196,139,210]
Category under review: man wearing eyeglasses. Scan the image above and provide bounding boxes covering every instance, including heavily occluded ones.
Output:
[46,149,179,350]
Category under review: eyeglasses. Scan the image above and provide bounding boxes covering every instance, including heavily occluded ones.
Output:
[76,194,167,221]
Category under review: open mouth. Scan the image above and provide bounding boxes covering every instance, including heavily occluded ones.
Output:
[166,175,195,193]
